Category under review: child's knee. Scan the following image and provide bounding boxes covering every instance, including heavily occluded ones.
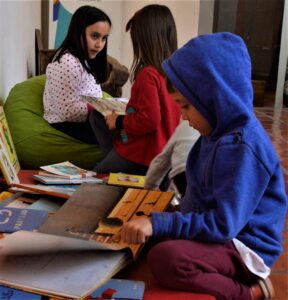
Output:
[147,241,181,286]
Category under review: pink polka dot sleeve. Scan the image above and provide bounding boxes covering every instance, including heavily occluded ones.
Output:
[43,53,102,123]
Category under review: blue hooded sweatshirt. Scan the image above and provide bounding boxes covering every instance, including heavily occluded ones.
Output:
[151,32,287,268]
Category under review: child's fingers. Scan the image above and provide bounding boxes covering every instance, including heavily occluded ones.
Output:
[111,233,121,243]
[121,221,146,244]
[111,219,152,244]
[129,228,143,244]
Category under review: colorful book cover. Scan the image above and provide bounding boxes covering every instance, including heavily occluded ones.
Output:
[0,285,41,300]
[0,146,20,185]
[0,207,48,233]
[0,107,20,173]
[88,278,145,300]
[40,161,96,179]
[108,173,145,188]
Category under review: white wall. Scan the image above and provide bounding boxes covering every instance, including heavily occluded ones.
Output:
[0,0,41,102]
[2,0,284,107]
[48,0,124,59]
[48,0,199,98]
[120,0,200,97]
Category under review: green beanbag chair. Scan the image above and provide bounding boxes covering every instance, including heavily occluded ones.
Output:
[4,75,103,170]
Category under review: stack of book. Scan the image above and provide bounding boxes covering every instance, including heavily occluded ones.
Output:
[8,161,104,199]
[32,161,103,185]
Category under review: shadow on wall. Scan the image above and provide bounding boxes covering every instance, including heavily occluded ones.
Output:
[26,60,33,80]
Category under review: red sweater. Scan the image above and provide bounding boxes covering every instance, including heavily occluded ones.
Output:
[114,66,181,166]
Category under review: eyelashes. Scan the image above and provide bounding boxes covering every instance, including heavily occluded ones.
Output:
[91,33,109,41]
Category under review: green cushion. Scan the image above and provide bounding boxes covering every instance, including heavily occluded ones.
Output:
[4,75,103,170]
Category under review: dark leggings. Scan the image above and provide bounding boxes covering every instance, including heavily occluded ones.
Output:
[89,110,148,175]
[51,119,98,145]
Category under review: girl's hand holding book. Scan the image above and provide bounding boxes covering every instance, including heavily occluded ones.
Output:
[105,110,118,130]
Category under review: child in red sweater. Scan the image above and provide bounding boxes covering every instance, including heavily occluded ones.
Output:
[89,4,180,175]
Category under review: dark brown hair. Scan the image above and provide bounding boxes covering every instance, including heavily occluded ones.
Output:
[126,4,177,82]
[54,6,111,83]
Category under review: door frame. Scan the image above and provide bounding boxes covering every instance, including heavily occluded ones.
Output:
[198,0,288,108]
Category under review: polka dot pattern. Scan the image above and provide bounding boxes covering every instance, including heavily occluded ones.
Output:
[43,53,102,123]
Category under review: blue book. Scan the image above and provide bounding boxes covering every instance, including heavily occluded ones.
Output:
[89,278,145,300]
[28,198,63,213]
[0,285,42,300]
[0,207,48,233]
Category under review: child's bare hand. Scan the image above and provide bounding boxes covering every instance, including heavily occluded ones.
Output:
[119,218,153,244]
[105,110,118,130]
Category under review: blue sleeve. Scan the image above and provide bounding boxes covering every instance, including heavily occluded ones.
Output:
[151,143,272,242]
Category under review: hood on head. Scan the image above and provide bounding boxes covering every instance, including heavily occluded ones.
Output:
[163,32,253,137]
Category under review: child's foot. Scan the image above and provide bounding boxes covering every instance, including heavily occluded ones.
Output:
[250,277,275,299]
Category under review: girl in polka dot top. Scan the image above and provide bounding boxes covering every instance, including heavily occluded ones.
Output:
[43,5,111,144]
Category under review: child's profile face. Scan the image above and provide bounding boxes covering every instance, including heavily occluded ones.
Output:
[170,89,212,136]
[85,21,110,59]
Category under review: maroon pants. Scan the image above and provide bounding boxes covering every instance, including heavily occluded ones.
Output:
[147,240,259,300]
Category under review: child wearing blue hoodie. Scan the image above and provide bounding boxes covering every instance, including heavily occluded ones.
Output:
[118,33,287,300]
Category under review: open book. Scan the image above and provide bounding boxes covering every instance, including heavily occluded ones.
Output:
[0,247,128,300]
[82,95,128,116]
[0,184,174,299]
[1,185,174,258]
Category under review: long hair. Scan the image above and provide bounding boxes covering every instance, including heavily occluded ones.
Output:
[126,4,177,82]
[54,5,111,83]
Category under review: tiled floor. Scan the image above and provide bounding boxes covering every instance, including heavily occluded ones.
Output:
[255,107,288,299]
